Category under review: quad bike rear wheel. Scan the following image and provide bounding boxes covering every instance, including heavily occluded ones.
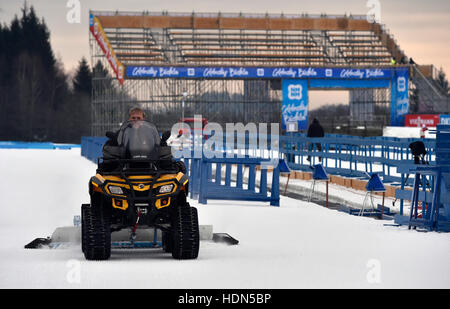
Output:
[172,205,200,260]
[82,194,111,260]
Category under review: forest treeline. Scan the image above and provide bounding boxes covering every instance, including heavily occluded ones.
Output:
[0,5,101,143]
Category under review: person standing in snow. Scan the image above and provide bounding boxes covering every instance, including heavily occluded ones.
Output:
[306,118,325,162]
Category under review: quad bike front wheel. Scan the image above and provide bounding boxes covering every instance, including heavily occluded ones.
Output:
[81,194,111,260]
[172,205,200,260]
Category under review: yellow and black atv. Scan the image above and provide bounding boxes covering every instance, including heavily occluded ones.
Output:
[81,120,199,260]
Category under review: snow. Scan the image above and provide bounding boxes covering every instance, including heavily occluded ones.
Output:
[0,148,449,288]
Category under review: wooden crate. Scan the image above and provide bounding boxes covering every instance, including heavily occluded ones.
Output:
[352,179,368,191]
[385,186,396,198]
[333,176,346,187]
[295,171,304,180]
[344,178,353,188]
[329,175,340,185]
[303,173,312,180]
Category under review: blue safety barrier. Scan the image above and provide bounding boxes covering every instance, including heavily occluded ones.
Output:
[0,141,80,150]
[80,136,108,163]
[181,157,202,199]
[207,132,436,185]
[394,125,450,231]
[279,133,436,185]
[197,157,280,206]
[198,131,437,186]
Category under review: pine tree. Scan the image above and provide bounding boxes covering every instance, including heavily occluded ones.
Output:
[93,60,110,79]
[73,57,92,94]
[0,2,70,141]
[20,5,55,74]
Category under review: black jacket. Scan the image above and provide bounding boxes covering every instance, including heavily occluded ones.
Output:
[307,119,324,138]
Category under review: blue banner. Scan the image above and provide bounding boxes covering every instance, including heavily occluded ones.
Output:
[310,79,390,89]
[126,66,392,80]
[390,68,410,126]
[282,79,309,131]
[440,115,450,125]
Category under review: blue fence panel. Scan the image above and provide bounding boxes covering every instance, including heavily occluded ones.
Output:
[182,157,202,200]
[197,157,280,206]
[278,133,436,185]
[0,141,80,150]
[80,136,108,163]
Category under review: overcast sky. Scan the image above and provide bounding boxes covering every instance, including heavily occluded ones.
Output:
[1,0,449,107]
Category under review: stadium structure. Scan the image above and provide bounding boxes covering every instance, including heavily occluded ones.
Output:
[89,11,448,135]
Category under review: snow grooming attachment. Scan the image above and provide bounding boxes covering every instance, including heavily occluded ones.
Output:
[81,121,200,260]
[24,237,52,249]
[212,233,239,245]
[24,215,214,250]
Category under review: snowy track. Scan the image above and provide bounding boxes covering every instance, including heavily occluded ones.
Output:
[0,148,449,288]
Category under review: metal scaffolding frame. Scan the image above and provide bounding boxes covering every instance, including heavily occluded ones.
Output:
[89,11,426,135]
[349,88,390,125]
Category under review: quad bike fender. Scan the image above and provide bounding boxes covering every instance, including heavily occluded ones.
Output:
[175,172,189,187]
[90,174,105,194]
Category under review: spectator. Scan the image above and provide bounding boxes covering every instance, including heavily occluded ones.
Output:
[307,118,325,162]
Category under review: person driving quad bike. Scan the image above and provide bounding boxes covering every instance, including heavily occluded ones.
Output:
[81,107,196,260]
[101,107,185,173]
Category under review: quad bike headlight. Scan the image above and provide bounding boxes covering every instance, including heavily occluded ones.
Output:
[158,184,174,194]
[109,185,124,195]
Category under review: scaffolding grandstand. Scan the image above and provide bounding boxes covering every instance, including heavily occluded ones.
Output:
[89,11,448,135]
